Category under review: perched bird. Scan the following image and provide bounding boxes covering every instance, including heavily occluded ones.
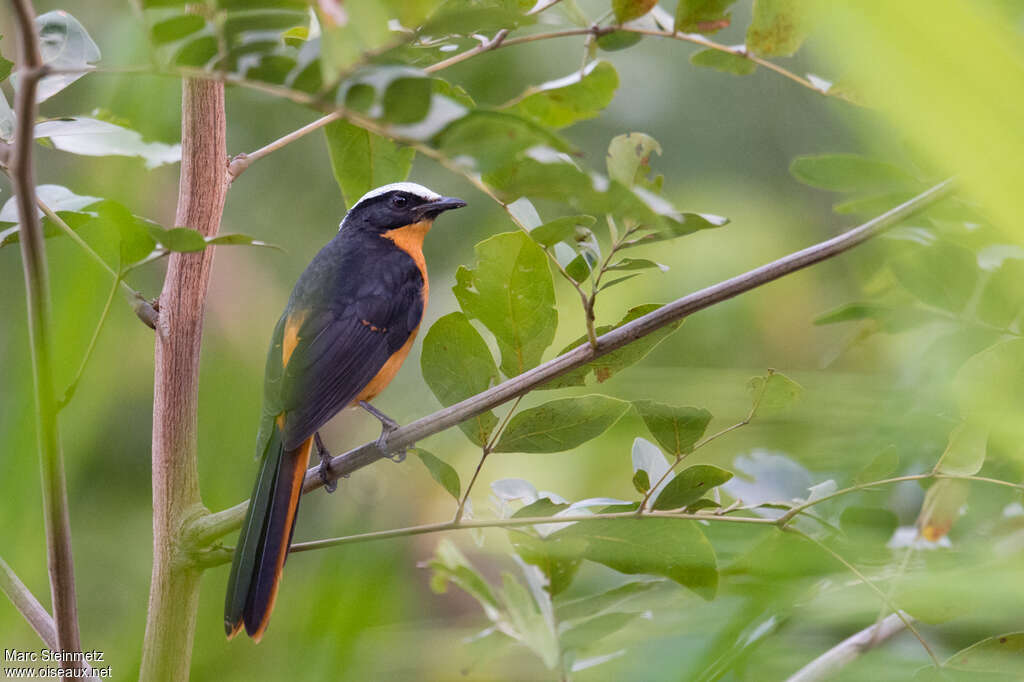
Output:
[224,182,466,640]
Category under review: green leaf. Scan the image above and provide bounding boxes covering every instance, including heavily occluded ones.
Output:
[813,301,938,333]
[0,91,13,141]
[854,446,900,485]
[652,465,733,511]
[612,0,657,23]
[151,15,205,44]
[503,61,619,129]
[789,154,917,193]
[435,111,570,173]
[632,469,651,494]
[748,370,803,417]
[606,257,668,272]
[494,396,630,453]
[606,132,662,188]
[633,401,712,455]
[556,579,661,622]
[529,215,595,248]
[690,48,756,75]
[34,117,181,169]
[889,239,977,313]
[675,0,738,33]
[323,119,415,209]
[941,632,1024,675]
[546,518,718,599]
[596,30,643,51]
[421,312,500,446]
[621,211,728,247]
[977,253,1024,329]
[935,421,988,477]
[415,448,461,500]
[0,36,13,83]
[918,478,968,542]
[453,231,557,377]
[560,611,639,653]
[149,226,206,252]
[632,437,671,497]
[205,233,281,250]
[0,185,102,247]
[500,573,560,669]
[508,531,581,597]
[599,274,642,292]
[746,0,812,57]
[427,540,501,619]
[28,11,101,102]
[542,304,683,389]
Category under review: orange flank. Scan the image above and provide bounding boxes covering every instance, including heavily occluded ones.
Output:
[282,311,305,368]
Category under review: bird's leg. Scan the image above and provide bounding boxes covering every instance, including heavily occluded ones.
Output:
[358,400,407,463]
[314,431,337,493]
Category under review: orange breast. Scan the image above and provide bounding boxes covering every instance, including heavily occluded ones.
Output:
[354,324,421,403]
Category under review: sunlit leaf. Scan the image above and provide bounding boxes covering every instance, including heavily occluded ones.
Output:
[453,231,557,377]
[854,446,900,485]
[500,572,560,669]
[556,580,662,622]
[151,15,205,44]
[748,370,803,417]
[940,632,1024,676]
[20,11,101,102]
[415,448,461,500]
[34,117,181,169]
[494,396,630,453]
[813,301,938,333]
[606,132,661,188]
[889,239,977,313]
[529,215,596,248]
[746,0,812,57]
[560,611,639,653]
[633,401,711,455]
[652,465,733,511]
[421,312,500,446]
[935,421,988,477]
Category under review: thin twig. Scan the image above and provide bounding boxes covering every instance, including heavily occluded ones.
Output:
[784,527,941,668]
[9,0,85,675]
[786,612,911,682]
[454,395,523,523]
[424,28,510,73]
[185,179,956,550]
[57,273,120,410]
[226,111,342,183]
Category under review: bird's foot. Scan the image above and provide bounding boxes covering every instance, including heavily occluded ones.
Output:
[314,431,337,493]
[359,401,407,463]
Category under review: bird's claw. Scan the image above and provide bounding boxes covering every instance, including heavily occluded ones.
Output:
[314,432,337,493]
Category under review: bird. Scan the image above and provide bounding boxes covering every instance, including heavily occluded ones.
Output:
[224,182,466,641]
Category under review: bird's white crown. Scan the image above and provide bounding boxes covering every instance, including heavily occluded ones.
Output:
[351,182,441,210]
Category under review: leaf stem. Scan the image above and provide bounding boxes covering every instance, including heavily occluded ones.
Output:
[454,396,522,523]
[57,272,121,410]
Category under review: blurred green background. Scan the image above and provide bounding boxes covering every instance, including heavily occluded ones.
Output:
[3,1,1024,680]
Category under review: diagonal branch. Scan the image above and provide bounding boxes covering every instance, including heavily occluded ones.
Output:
[786,612,910,682]
[9,0,86,676]
[185,178,956,551]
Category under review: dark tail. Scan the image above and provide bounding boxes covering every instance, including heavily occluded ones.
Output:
[224,421,312,641]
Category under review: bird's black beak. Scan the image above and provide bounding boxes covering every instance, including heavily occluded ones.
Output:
[422,196,467,219]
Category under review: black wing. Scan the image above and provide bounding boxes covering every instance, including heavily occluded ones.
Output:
[271,260,424,451]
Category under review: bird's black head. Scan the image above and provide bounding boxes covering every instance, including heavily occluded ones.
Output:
[340,183,466,234]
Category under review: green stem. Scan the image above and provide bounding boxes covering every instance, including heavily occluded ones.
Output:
[58,273,121,410]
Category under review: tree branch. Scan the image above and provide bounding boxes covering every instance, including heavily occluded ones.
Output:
[9,1,86,676]
[138,76,227,681]
[185,178,955,550]
[786,612,910,682]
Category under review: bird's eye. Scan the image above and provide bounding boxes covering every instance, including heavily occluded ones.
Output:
[392,195,408,208]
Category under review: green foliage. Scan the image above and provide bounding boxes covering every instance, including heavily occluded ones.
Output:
[503,61,619,129]
[494,396,630,453]
[747,369,803,417]
[415,448,461,500]
[612,0,657,24]
[323,119,415,208]
[675,0,738,33]
[652,464,733,510]
[420,312,500,446]
[453,231,557,378]
[689,48,756,76]
[633,400,712,455]
[746,0,812,57]
[34,117,181,168]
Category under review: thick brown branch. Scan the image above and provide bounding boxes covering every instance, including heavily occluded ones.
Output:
[138,77,227,681]
[9,0,85,676]
[186,179,955,550]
